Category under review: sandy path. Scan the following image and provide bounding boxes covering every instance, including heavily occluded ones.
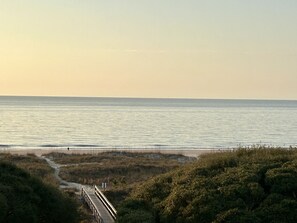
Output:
[41,156,85,191]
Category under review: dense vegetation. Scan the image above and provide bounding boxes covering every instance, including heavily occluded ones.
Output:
[46,151,194,205]
[117,148,297,223]
[0,153,58,185]
[0,162,79,223]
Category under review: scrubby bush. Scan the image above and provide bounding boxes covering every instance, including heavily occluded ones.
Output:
[117,199,155,223]
[0,162,79,223]
[117,148,297,223]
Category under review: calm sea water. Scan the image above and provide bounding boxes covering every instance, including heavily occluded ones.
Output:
[0,96,296,150]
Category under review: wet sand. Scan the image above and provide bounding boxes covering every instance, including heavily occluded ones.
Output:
[0,148,229,157]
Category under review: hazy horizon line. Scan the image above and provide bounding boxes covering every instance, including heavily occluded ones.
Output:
[0,94,296,102]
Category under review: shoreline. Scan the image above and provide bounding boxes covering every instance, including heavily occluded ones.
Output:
[0,148,229,157]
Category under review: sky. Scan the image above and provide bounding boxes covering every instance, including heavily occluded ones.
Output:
[0,0,296,99]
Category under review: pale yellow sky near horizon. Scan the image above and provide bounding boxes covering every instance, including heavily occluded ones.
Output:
[1,1,297,100]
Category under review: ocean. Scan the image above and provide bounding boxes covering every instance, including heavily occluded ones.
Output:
[0,96,296,150]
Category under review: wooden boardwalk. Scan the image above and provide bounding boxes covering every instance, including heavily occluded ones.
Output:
[82,186,116,223]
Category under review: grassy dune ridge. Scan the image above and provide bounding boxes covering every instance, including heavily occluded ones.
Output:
[117,147,297,223]
[4,148,297,223]
[0,153,58,186]
[46,151,195,205]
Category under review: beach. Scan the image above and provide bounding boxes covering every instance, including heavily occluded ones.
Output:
[1,148,224,157]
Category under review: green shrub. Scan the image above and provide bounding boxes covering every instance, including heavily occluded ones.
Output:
[117,148,297,223]
[0,162,79,223]
[117,199,155,223]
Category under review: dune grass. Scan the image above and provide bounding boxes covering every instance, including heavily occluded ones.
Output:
[0,153,58,186]
[45,151,195,206]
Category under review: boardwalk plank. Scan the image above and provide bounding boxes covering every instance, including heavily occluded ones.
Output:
[88,192,115,223]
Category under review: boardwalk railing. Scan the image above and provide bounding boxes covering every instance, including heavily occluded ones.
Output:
[81,187,103,223]
[95,185,117,220]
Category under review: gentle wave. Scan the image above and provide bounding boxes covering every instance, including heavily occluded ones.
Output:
[0,96,296,150]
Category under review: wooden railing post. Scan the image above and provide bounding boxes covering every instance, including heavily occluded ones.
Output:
[94,185,117,220]
[81,187,103,223]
